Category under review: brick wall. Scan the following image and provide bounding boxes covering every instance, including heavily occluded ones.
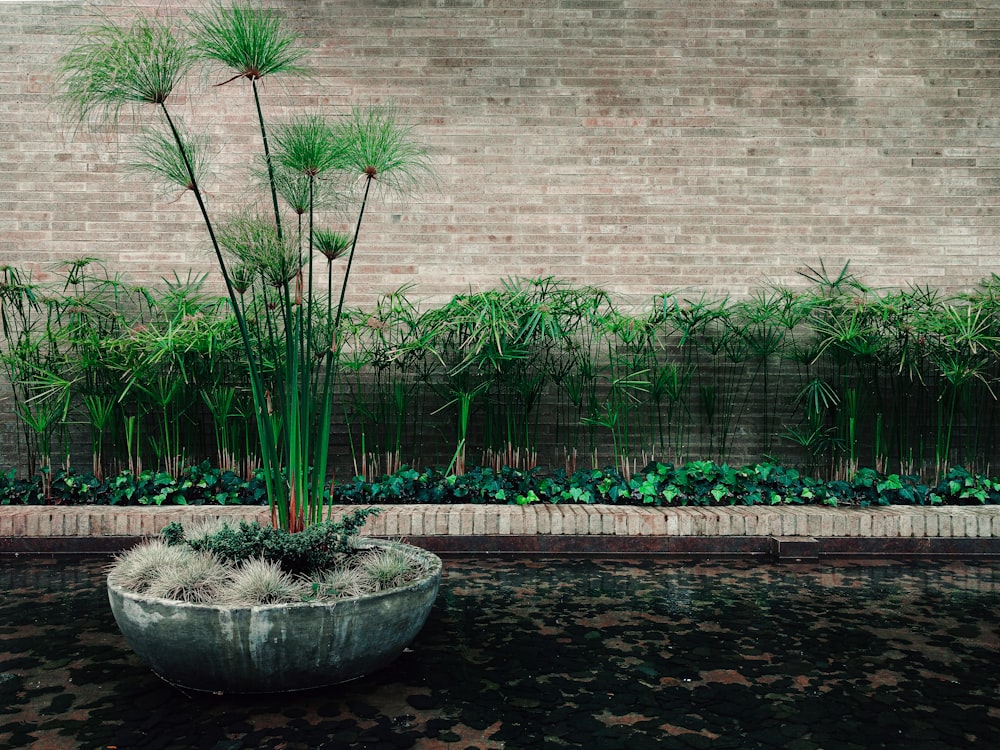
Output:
[2,0,999,471]
[4,0,999,298]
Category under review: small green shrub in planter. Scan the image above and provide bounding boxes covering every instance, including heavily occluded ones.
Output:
[160,507,380,576]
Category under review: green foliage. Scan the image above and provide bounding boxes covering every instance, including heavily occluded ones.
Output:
[0,462,267,507]
[0,468,41,505]
[333,105,434,197]
[161,508,380,575]
[331,461,999,508]
[188,1,307,82]
[272,115,346,178]
[836,468,931,507]
[932,466,1000,505]
[13,264,1000,490]
[4,459,1000,508]
[57,14,195,125]
[56,3,432,534]
[130,125,211,193]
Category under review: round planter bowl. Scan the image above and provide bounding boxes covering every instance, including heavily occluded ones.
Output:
[107,539,442,694]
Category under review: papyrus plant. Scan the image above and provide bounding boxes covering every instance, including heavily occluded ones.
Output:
[59,2,429,531]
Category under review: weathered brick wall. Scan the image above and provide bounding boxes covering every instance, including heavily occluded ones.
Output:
[4,0,999,297]
[2,0,999,472]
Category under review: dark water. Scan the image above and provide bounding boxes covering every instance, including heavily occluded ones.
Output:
[0,556,998,750]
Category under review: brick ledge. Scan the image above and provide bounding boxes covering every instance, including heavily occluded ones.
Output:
[1,505,998,557]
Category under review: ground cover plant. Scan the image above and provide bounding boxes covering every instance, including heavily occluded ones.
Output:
[3,459,999,508]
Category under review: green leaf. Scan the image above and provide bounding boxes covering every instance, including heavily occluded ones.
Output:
[516,490,539,505]
[189,1,307,82]
[661,485,680,504]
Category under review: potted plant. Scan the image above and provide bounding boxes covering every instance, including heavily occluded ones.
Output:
[58,1,439,693]
[106,511,442,693]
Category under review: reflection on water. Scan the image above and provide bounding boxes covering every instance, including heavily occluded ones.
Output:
[1,555,998,749]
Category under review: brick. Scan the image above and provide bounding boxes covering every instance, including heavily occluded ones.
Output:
[410,510,424,537]
[720,508,748,536]
[523,507,539,535]
[498,510,511,535]
[382,510,399,537]
[446,509,461,536]
[781,510,799,536]
[75,511,92,538]
[858,512,872,537]
[4,505,1000,553]
[805,510,824,537]
[965,511,980,539]
[744,509,767,536]
[675,510,695,536]
[924,511,940,537]
[629,508,649,535]
[694,509,716,536]
[977,511,993,538]
[472,507,487,535]
[396,509,412,537]
[646,510,667,536]
[549,506,564,535]
[510,509,525,535]
[11,511,27,537]
[610,509,627,536]
[898,510,914,538]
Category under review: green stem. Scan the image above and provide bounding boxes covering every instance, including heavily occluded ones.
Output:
[158,102,285,527]
[334,174,373,331]
[252,78,282,243]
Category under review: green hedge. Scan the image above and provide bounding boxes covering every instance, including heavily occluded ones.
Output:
[2,460,999,508]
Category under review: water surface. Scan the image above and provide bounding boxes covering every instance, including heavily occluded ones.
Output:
[1,556,998,749]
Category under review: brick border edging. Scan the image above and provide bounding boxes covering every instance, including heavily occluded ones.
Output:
[2,504,1000,537]
[2,504,999,558]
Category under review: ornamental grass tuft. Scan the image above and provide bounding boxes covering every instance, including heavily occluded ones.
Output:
[224,557,303,605]
[144,550,232,604]
[358,544,425,592]
[108,540,194,593]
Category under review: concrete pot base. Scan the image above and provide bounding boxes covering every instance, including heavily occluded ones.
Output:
[107,540,442,694]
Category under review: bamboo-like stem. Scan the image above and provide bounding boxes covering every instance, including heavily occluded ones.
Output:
[252,78,282,243]
[157,102,285,527]
[334,174,373,331]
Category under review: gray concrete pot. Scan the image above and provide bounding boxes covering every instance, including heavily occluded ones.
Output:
[107,540,442,694]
